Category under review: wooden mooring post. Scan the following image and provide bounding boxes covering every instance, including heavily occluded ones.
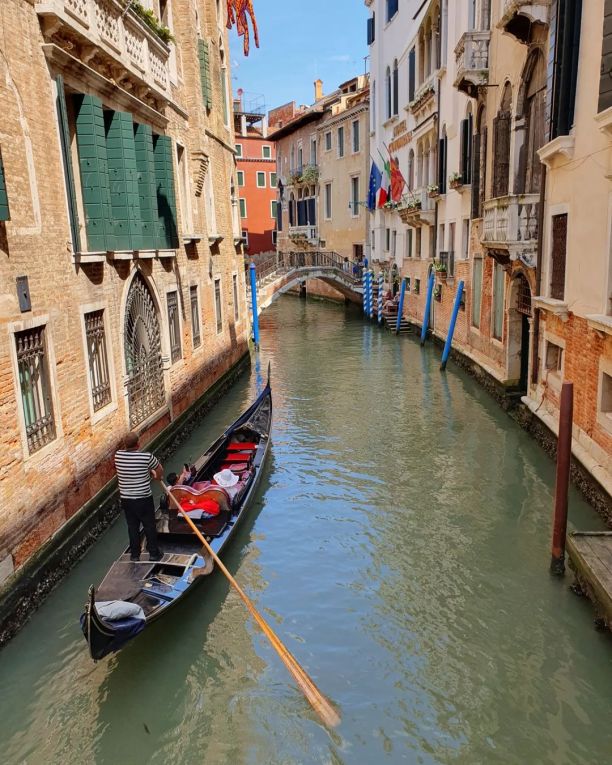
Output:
[550,381,574,576]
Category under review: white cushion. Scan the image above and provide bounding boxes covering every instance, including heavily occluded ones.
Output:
[96,600,145,621]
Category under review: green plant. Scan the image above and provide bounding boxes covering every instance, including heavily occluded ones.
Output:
[129,1,175,44]
[449,171,463,185]
[432,260,447,272]
[300,164,319,184]
[427,184,439,194]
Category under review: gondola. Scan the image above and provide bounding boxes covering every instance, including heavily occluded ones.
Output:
[81,373,272,660]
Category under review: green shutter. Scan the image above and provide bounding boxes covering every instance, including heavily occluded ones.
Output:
[220,67,228,125]
[134,123,158,250]
[73,94,113,251]
[153,134,178,249]
[105,110,142,250]
[198,38,212,111]
[0,147,9,221]
[55,75,80,252]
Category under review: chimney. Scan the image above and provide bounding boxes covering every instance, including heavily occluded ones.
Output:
[314,79,323,102]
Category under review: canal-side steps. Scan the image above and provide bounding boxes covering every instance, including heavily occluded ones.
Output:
[567,532,612,629]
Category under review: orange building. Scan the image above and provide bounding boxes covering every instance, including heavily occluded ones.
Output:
[233,92,277,256]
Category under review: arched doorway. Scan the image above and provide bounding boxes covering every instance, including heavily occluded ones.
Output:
[124,273,165,427]
[508,273,532,390]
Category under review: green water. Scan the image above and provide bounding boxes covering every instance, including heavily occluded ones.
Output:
[1,296,612,765]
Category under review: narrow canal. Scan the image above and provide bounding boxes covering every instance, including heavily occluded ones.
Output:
[1,296,612,765]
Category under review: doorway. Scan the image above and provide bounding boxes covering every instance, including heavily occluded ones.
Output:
[508,273,532,390]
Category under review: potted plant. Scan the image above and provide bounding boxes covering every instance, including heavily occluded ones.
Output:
[427,184,440,199]
[433,260,447,283]
[300,164,319,184]
[449,171,464,190]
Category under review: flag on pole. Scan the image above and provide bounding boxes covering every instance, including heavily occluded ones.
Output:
[377,151,391,208]
[389,156,406,202]
[367,160,382,210]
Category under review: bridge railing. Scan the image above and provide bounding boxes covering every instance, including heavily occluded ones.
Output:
[246,250,363,290]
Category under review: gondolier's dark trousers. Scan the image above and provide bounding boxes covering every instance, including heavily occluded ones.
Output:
[121,495,161,559]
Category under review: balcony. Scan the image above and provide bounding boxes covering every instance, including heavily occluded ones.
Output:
[481,194,539,267]
[36,0,172,103]
[396,190,435,227]
[288,225,319,245]
[287,165,319,186]
[498,1,550,44]
[454,31,490,98]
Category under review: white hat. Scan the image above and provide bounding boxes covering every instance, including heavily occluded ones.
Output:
[213,468,239,488]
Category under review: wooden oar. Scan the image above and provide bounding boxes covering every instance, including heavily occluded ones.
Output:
[160,481,340,728]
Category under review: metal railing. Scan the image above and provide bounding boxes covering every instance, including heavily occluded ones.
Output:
[246,250,362,289]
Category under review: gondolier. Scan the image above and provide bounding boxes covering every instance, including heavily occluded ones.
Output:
[114,432,164,562]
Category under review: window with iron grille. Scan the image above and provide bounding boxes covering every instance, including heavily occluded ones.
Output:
[472,258,483,328]
[167,291,182,363]
[15,326,56,453]
[233,274,239,321]
[215,278,223,334]
[516,274,532,316]
[190,286,201,348]
[550,213,568,300]
[85,310,112,412]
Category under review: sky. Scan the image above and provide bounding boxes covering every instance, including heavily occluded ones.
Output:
[228,0,369,114]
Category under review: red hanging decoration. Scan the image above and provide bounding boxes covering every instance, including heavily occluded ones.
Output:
[226,0,260,56]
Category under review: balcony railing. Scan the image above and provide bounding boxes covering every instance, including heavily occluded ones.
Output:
[287,164,319,186]
[288,225,318,243]
[482,194,539,247]
[396,189,435,227]
[36,0,171,100]
[454,31,490,98]
[498,1,550,43]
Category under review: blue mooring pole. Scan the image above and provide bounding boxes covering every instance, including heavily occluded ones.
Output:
[249,263,260,349]
[369,270,375,320]
[440,280,464,371]
[395,277,407,335]
[362,269,368,315]
[420,273,435,346]
[378,272,384,324]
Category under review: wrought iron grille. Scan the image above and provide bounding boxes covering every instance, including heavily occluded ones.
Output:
[85,310,111,411]
[167,291,182,364]
[190,286,201,348]
[124,274,165,428]
[550,213,567,300]
[516,274,532,316]
[15,326,55,452]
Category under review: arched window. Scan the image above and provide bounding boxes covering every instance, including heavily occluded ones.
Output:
[392,59,399,116]
[423,138,430,189]
[460,103,473,185]
[517,50,546,194]
[471,105,487,219]
[417,143,424,188]
[408,149,415,190]
[492,82,512,198]
[289,192,295,226]
[385,66,392,119]
[438,125,447,193]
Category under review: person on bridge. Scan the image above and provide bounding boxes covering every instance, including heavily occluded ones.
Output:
[343,257,350,272]
[114,432,164,562]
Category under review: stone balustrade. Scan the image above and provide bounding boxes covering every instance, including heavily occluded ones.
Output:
[454,30,490,97]
[36,0,171,100]
[482,194,539,246]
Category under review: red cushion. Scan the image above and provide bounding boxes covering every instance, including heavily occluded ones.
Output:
[223,452,251,463]
[179,498,220,516]
[227,442,257,451]
[220,462,248,472]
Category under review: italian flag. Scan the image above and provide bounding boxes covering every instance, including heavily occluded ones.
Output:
[377,156,391,208]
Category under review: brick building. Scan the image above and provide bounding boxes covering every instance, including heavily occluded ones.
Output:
[0,0,248,584]
[233,92,277,256]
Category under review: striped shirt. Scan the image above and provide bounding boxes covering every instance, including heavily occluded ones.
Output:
[115,449,160,499]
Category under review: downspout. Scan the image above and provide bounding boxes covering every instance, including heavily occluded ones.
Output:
[531,162,547,385]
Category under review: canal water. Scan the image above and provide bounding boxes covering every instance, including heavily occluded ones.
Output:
[1,296,612,765]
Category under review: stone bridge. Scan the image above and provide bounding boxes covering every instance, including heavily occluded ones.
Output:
[247,251,363,314]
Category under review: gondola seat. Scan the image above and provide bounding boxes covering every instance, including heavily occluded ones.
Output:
[168,486,232,536]
[227,442,257,451]
[219,462,248,473]
[223,452,252,463]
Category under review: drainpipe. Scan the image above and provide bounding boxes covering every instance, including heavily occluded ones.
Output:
[531,163,547,385]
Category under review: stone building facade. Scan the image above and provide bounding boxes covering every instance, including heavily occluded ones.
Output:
[0,0,248,584]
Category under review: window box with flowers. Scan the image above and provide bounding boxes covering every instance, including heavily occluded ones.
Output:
[300,164,319,184]
[427,184,440,199]
[397,193,422,224]
[449,172,464,191]
[433,259,447,283]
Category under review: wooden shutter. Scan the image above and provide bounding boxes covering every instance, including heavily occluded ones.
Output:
[480,126,488,214]
[153,134,179,249]
[550,213,567,300]
[105,110,142,250]
[134,123,158,250]
[367,16,375,45]
[393,65,399,115]
[198,38,212,111]
[471,133,481,219]
[438,137,447,193]
[307,197,316,225]
[460,119,469,184]
[492,115,510,198]
[408,48,416,102]
[73,93,113,251]
[0,147,10,222]
[55,76,80,249]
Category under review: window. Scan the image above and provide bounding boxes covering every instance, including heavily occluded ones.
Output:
[351,176,359,217]
[271,200,277,219]
[237,170,245,187]
[462,219,470,259]
[392,230,397,256]
[214,278,223,334]
[324,182,332,219]
[190,286,201,348]
[15,325,56,453]
[239,197,247,218]
[392,59,399,116]
[438,224,445,254]
[438,130,448,194]
[197,38,212,111]
[600,371,612,416]
[554,0,583,131]
[550,213,568,300]
[0,146,9,221]
[204,158,217,235]
[414,278,421,295]
[406,229,413,258]
[386,67,392,119]
[310,137,317,165]
[449,222,456,265]
[385,228,390,251]
[176,143,192,232]
[262,145,272,159]
[325,131,332,151]
[472,259,483,328]
[338,126,345,158]
[492,262,505,340]
[367,14,375,45]
[242,229,249,247]
[84,310,112,411]
[235,143,243,157]
[352,120,360,153]
[167,291,182,363]
[270,172,277,187]
[416,228,422,257]
[545,341,563,374]
[492,84,512,198]
[408,47,416,103]
[460,113,473,185]
[386,0,398,23]
[406,277,411,292]
[256,171,266,188]
[233,274,239,321]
